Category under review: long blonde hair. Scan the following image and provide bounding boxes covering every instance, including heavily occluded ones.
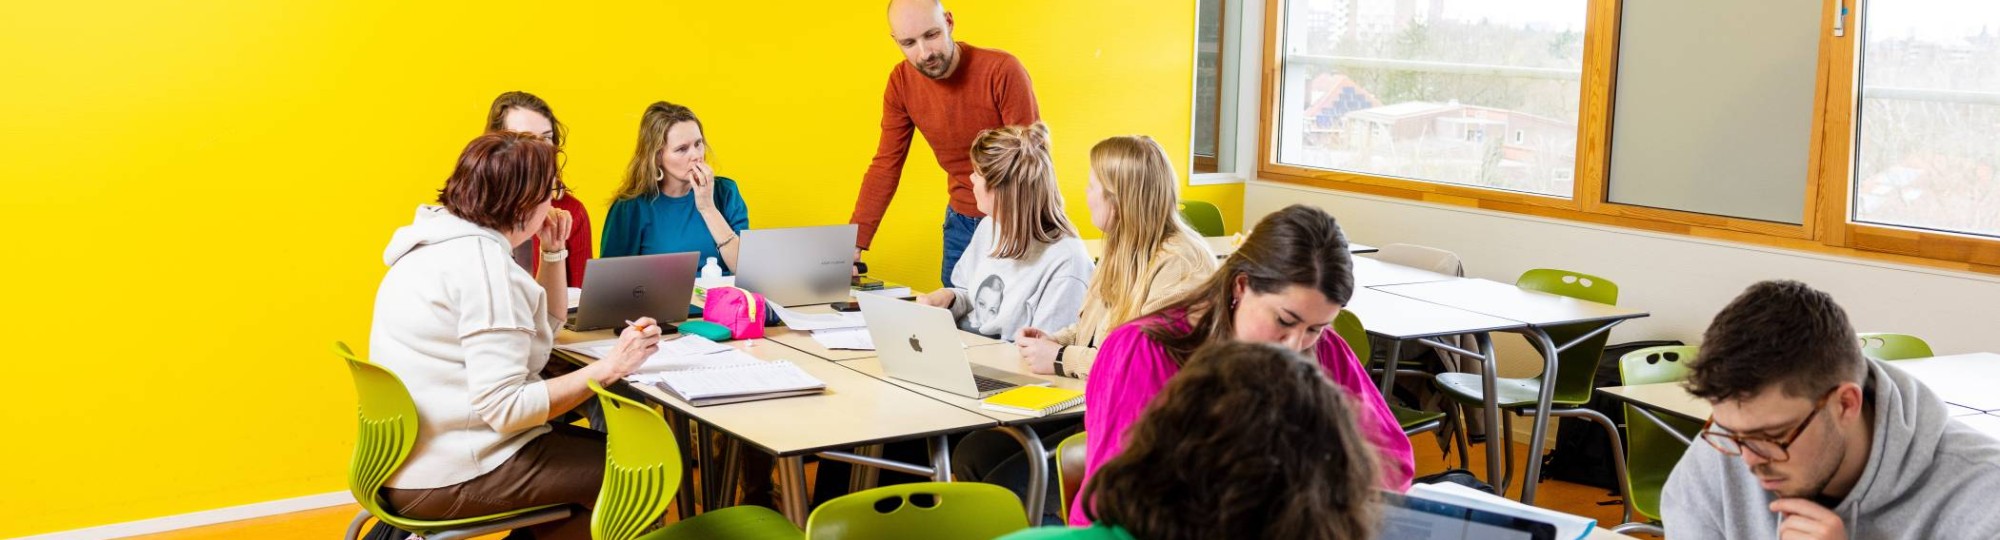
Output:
[1087,135,1206,325]
[970,122,1076,259]
[613,101,705,202]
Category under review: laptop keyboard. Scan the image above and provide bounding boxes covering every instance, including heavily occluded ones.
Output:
[974,374,1020,393]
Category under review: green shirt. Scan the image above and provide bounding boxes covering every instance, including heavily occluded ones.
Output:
[997,524,1136,540]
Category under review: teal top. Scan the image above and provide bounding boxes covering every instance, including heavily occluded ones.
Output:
[600,176,750,273]
[997,524,1135,540]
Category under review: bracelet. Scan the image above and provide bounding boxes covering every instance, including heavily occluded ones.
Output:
[540,248,568,262]
[1053,346,1068,378]
[717,233,739,248]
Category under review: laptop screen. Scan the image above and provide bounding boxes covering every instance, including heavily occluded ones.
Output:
[1376,494,1552,540]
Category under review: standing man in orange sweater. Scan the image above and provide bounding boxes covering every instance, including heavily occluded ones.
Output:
[852,0,1041,287]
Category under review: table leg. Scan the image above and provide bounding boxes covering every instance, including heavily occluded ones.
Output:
[717,437,743,508]
[776,455,809,528]
[993,425,1049,523]
[667,410,697,519]
[848,445,884,491]
[1475,333,1505,494]
[1378,339,1404,397]
[928,435,953,482]
[1520,329,1562,505]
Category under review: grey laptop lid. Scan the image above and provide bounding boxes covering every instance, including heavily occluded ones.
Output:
[856,294,1045,398]
[571,252,698,331]
[736,225,858,307]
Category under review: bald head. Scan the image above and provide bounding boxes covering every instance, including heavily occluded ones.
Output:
[886,0,958,79]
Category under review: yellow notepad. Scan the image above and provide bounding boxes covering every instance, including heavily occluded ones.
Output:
[980,386,1085,417]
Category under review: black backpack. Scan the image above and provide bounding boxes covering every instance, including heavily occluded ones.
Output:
[1538,339,1684,492]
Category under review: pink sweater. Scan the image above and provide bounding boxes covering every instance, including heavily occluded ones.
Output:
[1070,313,1417,525]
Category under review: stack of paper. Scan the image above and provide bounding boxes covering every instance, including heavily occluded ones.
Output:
[769,304,867,331]
[555,335,825,406]
[809,327,876,350]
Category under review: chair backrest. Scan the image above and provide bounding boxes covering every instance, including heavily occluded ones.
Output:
[1054,431,1089,523]
[805,482,1027,540]
[1177,200,1226,237]
[589,380,685,540]
[1857,332,1933,361]
[1615,345,1702,521]
[1372,243,1465,276]
[336,342,421,528]
[1516,269,1620,405]
[1333,309,1371,362]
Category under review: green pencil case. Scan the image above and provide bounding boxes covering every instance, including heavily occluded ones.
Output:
[677,320,735,342]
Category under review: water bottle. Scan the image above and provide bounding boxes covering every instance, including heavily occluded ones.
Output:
[699,257,724,286]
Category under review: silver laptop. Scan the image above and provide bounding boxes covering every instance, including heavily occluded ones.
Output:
[856,293,1047,398]
[568,252,699,331]
[736,225,859,307]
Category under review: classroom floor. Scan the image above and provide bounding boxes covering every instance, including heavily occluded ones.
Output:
[133,439,1664,539]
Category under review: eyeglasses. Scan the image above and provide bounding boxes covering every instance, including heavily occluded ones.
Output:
[549,182,569,202]
[1698,389,1836,463]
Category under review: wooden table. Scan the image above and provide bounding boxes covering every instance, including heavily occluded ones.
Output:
[554,329,997,527]
[837,344,1084,521]
[1373,278,1650,507]
[763,322,1000,363]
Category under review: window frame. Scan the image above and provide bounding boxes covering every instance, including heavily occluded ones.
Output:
[1254,0,2000,273]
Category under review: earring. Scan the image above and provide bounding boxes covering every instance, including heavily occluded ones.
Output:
[654,166,665,182]
[1229,297,1239,310]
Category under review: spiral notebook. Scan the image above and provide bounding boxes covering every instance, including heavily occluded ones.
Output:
[979,386,1084,417]
[640,361,827,406]
[557,338,826,406]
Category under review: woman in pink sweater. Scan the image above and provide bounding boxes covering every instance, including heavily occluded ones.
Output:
[1070,204,1415,526]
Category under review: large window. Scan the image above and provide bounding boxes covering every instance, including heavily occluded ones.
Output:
[1273,0,1590,197]
[1850,0,2000,239]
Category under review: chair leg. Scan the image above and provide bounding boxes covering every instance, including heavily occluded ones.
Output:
[1499,411,1517,496]
[1446,401,1471,470]
[1556,407,1637,524]
[344,509,372,540]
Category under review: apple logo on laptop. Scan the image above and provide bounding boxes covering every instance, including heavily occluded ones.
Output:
[908,335,924,353]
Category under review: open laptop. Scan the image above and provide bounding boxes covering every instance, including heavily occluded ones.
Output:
[567,252,699,332]
[1376,493,1557,540]
[735,225,858,307]
[856,293,1048,398]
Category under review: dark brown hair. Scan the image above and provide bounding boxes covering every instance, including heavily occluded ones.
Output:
[1143,204,1354,366]
[1686,280,1867,402]
[436,131,559,232]
[1082,340,1381,540]
[484,91,566,148]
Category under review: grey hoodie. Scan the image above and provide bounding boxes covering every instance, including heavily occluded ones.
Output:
[1660,360,2000,539]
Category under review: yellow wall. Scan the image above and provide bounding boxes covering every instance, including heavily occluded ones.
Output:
[0,1,1237,535]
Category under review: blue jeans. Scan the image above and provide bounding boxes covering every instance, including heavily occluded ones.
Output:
[941,207,982,288]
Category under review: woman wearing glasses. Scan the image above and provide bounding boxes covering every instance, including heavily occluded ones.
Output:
[486,91,593,287]
[601,101,750,272]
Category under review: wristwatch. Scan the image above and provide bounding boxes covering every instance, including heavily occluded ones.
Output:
[1052,346,1068,378]
[541,248,568,262]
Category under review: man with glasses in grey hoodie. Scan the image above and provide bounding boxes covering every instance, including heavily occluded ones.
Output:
[1661,280,2000,539]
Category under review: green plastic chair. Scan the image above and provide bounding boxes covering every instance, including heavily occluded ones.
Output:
[1054,432,1088,523]
[336,342,571,540]
[805,482,1028,540]
[1858,332,1933,361]
[1177,200,1226,236]
[1336,310,1446,437]
[588,380,802,540]
[1613,346,1703,536]
[1431,269,1631,518]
